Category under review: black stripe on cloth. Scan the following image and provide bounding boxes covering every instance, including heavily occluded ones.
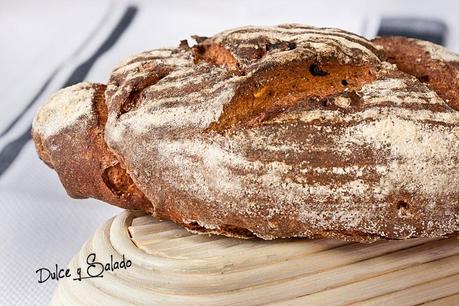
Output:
[0,69,58,138]
[0,4,112,138]
[0,5,138,177]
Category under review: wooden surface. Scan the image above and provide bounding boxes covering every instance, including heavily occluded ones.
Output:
[52,210,459,305]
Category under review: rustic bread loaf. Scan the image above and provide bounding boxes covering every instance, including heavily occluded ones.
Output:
[32,25,459,242]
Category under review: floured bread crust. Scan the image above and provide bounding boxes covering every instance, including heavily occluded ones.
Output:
[372,36,459,111]
[32,25,459,242]
[32,83,151,211]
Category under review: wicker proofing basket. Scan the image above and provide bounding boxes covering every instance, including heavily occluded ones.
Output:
[51,210,459,305]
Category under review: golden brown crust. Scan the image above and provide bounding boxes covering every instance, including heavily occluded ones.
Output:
[206,61,376,132]
[32,25,459,242]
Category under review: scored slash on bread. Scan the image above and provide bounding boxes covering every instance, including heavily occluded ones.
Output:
[32,24,459,242]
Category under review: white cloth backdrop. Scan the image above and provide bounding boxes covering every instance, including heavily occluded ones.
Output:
[1,0,458,305]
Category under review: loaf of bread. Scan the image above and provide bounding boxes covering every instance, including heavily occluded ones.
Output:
[32,25,459,242]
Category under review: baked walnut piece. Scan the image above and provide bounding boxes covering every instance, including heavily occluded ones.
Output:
[32,24,459,242]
